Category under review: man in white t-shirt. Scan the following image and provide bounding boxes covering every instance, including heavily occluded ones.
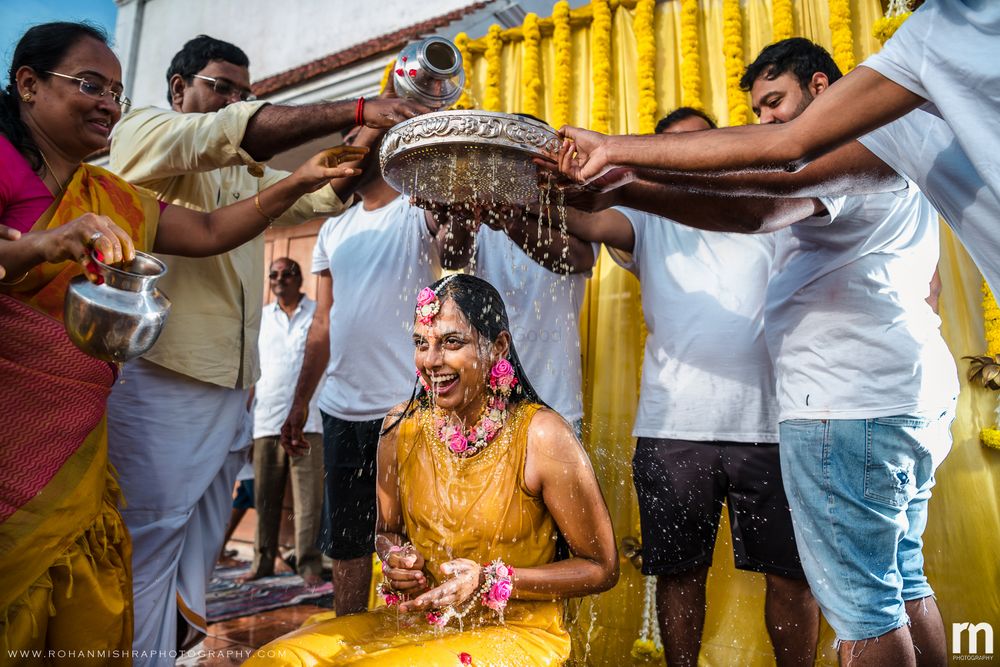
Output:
[280,145,442,615]
[576,41,958,666]
[244,257,325,585]
[566,108,816,667]
[555,1,1000,293]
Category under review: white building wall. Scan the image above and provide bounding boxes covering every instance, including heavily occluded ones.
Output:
[115,0,480,108]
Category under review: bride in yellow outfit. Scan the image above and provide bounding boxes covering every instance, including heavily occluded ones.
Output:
[247,273,619,666]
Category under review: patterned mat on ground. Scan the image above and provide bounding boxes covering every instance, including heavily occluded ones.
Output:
[207,560,334,623]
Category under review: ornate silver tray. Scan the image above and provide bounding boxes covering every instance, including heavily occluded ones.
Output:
[379,110,562,206]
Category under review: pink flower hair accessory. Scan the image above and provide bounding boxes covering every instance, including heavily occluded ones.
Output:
[415,287,441,325]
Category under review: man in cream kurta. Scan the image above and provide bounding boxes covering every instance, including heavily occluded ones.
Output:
[105,35,425,662]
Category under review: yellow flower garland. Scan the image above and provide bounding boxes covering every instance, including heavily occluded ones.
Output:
[552,0,573,129]
[873,0,912,44]
[521,13,542,117]
[978,280,1000,450]
[772,0,794,41]
[873,12,911,44]
[590,0,613,133]
[680,0,701,109]
[829,0,855,72]
[722,0,749,126]
[453,32,474,109]
[379,57,395,94]
[484,24,504,112]
[634,0,657,134]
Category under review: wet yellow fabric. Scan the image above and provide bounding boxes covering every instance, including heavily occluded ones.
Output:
[246,402,571,666]
[0,164,154,664]
[0,466,132,666]
[455,1,1000,664]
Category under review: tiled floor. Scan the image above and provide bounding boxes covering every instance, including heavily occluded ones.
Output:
[177,603,330,665]
[177,518,328,666]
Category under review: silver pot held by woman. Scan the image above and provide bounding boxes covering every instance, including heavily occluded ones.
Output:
[64,251,171,363]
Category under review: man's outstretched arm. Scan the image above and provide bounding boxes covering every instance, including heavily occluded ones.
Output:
[559,67,925,184]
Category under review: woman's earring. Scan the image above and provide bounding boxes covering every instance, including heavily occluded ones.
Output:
[21,93,32,102]
[488,358,518,400]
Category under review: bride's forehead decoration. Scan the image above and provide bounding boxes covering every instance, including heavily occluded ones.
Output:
[415,275,457,325]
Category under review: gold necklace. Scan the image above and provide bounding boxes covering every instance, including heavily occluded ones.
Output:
[38,150,66,194]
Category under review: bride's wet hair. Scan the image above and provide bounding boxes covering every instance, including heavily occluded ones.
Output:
[382,273,546,434]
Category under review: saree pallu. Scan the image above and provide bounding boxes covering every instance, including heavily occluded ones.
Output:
[0,165,159,663]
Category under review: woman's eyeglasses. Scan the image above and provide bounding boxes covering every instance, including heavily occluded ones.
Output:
[192,74,256,102]
[269,270,300,280]
[45,71,132,112]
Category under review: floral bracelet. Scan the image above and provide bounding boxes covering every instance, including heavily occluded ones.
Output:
[479,558,514,618]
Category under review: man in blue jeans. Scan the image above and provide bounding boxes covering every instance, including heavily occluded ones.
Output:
[563,38,958,667]
[741,40,957,666]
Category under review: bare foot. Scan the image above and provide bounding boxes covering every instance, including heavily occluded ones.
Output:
[301,572,324,587]
[274,556,295,575]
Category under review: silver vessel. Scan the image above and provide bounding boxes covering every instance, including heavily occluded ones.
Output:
[380,110,562,206]
[392,36,465,109]
[64,251,171,363]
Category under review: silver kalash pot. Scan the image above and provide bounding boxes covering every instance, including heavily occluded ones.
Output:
[392,36,465,108]
[64,251,171,363]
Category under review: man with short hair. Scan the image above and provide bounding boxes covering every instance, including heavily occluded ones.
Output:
[571,40,958,666]
[564,107,817,667]
[245,257,325,586]
[106,34,426,658]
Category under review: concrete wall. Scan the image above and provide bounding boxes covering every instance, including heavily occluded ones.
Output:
[115,0,477,108]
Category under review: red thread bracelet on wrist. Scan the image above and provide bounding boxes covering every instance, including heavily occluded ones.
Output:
[355,97,365,126]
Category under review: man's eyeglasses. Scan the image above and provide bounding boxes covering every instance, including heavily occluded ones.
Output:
[45,71,131,112]
[192,74,256,102]
[269,269,300,280]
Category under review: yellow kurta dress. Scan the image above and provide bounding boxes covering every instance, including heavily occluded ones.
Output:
[245,402,571,666]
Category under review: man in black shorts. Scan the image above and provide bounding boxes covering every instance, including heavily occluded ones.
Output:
[564,107,818,666]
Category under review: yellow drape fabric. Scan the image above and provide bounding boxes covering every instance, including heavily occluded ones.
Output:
[455,1,1000,664]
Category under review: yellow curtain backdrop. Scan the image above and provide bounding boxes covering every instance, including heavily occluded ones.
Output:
[455,1,1000,664]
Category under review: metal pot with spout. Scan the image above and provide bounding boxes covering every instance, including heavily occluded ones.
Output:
[64,251,171,363]
[392,36,465,109]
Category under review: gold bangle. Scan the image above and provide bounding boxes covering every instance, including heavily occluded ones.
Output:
[0,270,29,286]
[254,193,275,224]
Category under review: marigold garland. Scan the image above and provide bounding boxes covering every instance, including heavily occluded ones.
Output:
[590,0,613,133]
[873,12,911,43]
[873,0,912,44]
[829,0,855,72]
[379,57,395,93]
[453,32,474,109]
[521,13,542,117]
[722,0,749,126]
[552,1,573,129]
[679,0,701,110]
[634,0,657,134]
[484,24,503,112]
[772,0,794,42]
[981,428,1000,451]
[977,280,1000,450]
[986,282,1000,356]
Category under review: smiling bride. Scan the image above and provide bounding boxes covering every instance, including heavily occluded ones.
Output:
[245,273,619,666]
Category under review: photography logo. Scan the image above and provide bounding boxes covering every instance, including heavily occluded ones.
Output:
[952,622,995,662]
